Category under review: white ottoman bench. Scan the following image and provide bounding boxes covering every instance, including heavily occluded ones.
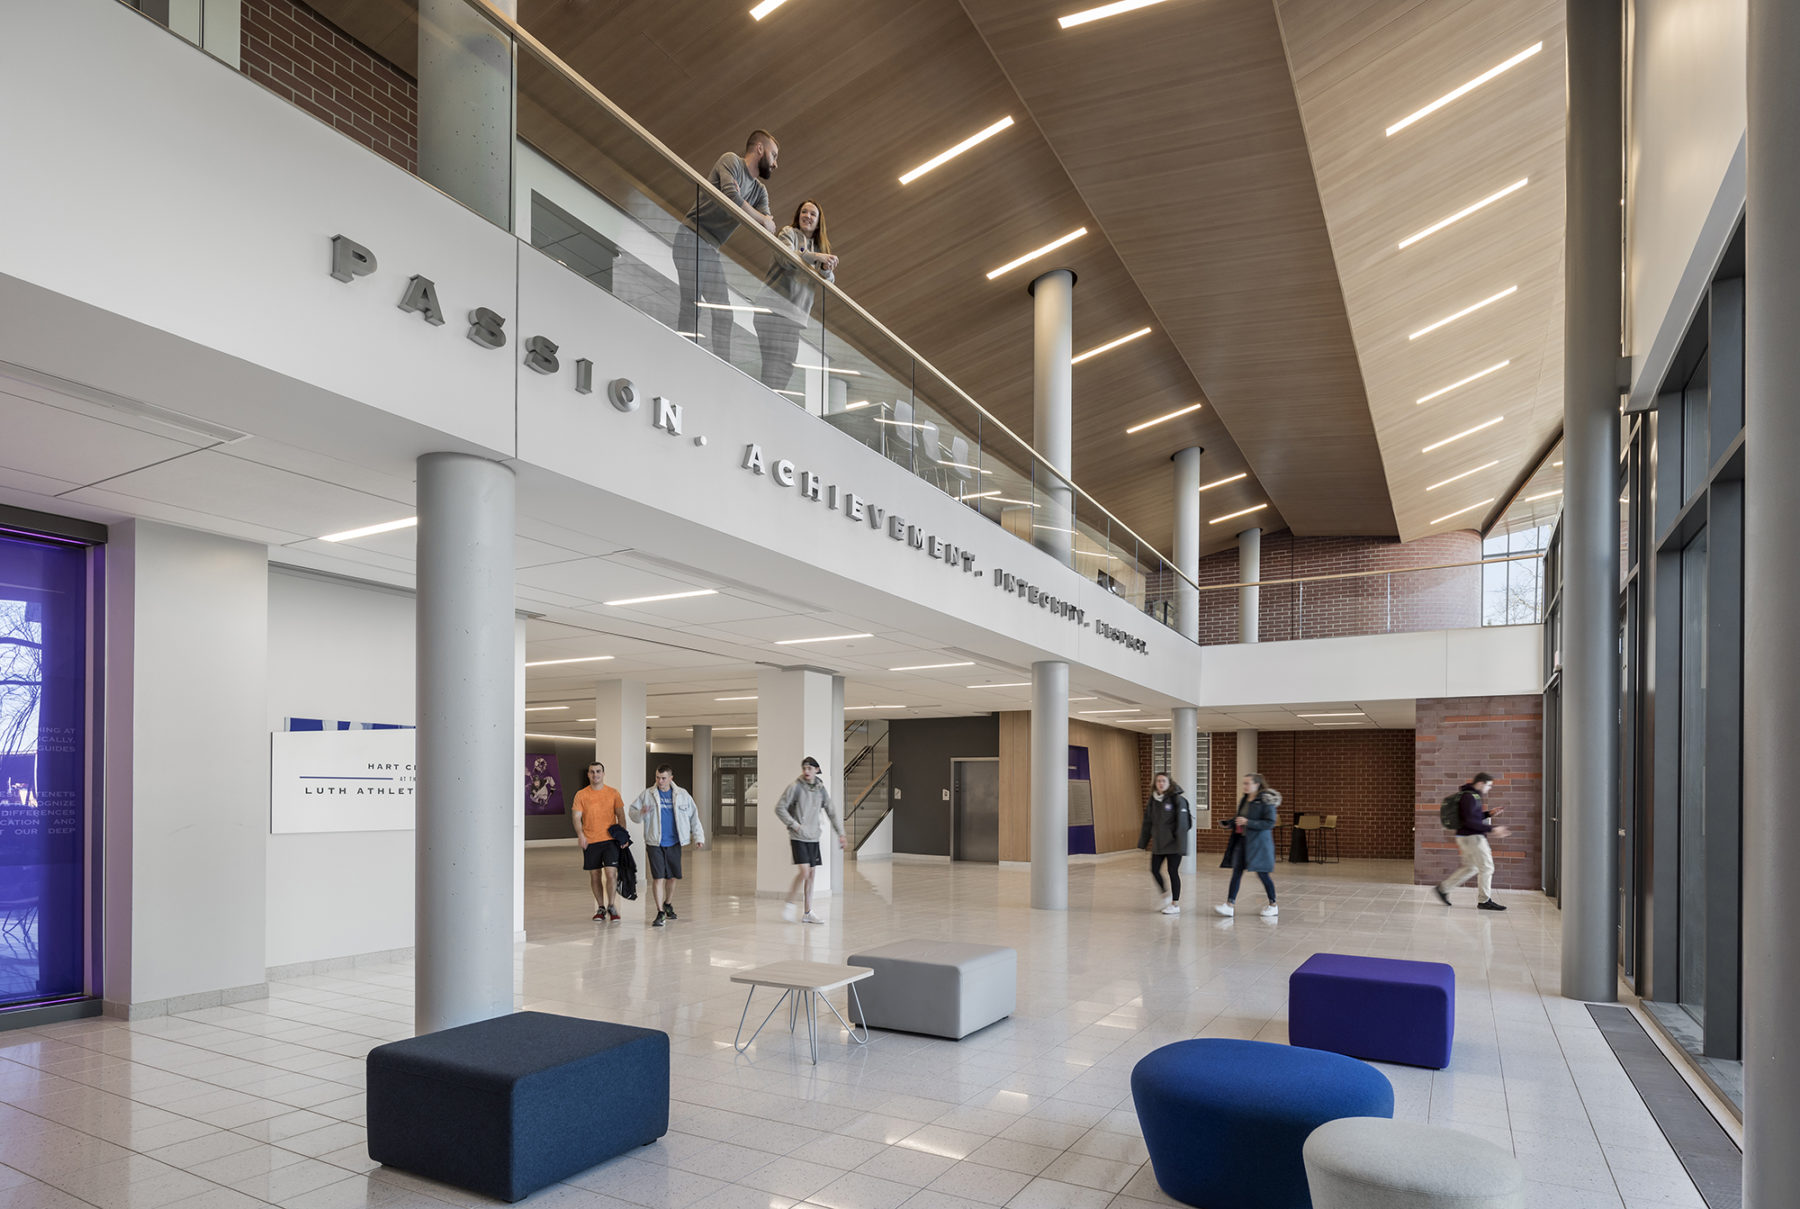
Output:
[846,940,1016,1039]
[1303,1117,1525,1209]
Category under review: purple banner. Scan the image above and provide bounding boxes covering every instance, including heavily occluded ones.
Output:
[524,751,565,815]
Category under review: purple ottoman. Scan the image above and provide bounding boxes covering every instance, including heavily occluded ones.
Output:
[1289,953,1455,1069]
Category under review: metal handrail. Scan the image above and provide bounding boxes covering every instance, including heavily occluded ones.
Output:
[845,763,893,817]
[1192,551,1542,593]
[467,0,1202,594]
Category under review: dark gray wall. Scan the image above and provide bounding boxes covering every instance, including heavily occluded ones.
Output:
[889,716,999,856]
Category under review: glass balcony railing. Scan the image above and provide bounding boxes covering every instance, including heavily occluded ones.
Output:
[240,0,1200,640]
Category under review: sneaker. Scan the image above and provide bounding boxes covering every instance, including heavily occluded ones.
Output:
[801,912,824,924]
[1213,903,1235,917]
[651,908,665,927]
[607,907,620,921]
[1260,903,1279,917]
[1157,893,1172,913]
[664,903,677,921]
[782,901,799,923]
[1434,886,1451,907]
[1160,903,1181,916]
[592,909,605,921]
[1477,898,1508,912]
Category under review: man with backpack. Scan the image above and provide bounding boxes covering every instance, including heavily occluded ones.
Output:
[1434,772,1510,911]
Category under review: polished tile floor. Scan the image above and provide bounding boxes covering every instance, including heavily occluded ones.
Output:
[0,839,1711,1209]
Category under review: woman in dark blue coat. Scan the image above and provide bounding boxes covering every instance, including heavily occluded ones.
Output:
[1215,773,1280,918]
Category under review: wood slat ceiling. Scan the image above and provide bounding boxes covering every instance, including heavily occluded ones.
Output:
[1272,0,1567,540]
[958,0,1397,539]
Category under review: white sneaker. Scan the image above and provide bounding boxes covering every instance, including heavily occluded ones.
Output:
[801,912,824,924]
[1161,903,1181,916]
[1260,903,1279,917]
[782,902,799,923]
[1156,894,1172,912]
[1213,903,1235,917]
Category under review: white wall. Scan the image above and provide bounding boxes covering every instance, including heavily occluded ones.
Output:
[264,569,416,968]
[104,522,268,1010]
[1626,0,1746,401]
[1195,624,1543,708]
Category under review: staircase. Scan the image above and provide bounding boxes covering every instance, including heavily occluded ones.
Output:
[841,720,892,856]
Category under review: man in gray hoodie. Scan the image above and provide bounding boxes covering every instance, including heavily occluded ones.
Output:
[774,756,843,923]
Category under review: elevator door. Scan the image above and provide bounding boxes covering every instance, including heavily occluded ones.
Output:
[952,758,999,863]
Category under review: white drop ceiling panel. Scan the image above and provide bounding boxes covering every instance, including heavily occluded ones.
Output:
[0,386,204,486]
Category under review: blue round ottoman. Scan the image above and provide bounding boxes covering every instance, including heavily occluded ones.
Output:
[1131,1039,1394,1209]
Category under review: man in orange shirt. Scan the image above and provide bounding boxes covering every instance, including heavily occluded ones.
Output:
[571,761,626,921]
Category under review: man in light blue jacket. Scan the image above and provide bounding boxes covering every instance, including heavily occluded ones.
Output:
[628,764,707,927]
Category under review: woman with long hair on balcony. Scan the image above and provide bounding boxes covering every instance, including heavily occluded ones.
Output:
[756,198,838,395]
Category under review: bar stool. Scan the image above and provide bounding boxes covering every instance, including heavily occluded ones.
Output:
[1316,814,1340,864]
[1290,813,1320,864]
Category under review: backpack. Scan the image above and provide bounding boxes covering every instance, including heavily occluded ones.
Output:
[1439,791,1465,830]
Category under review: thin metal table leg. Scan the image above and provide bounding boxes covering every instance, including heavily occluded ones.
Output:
[808,991,820,1063]
[734,986,792,1055]
[822,983,871,1046]
[788,988,799,1033]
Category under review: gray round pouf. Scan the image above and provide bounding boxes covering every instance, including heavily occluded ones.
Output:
[1303,1117,1525,1209]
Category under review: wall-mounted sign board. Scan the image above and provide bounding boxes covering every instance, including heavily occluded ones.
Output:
[270,729,416,834]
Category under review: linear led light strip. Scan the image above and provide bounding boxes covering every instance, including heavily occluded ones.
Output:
[970,682,1031,689]
[1209,503,1267,525]
[1073,327,1153,364]
[1198,472,1246,492]
[1059,0,1172,28]
[1398,179,1529,249]
[321,517,416,542]
[604,589,717,607]
[749,0,789,19]
[1425,460,1499,491]
[1125,402,1203,434]
[523,706,568,713]
[1417,360,1510,405]
[715,695,757,702]
[1409,286,1517,340]
[1526,489,1563,501]
[1430,498,1495,526]
[774,632,872,645]
[525,655,614,667]
[899,116,1015,185]
[698,301,771,314]
[890,661,975,671]
[794,363,862,375]
[1297,712,1363,718]
[986,228,1088,280]
[1080,708,1140,715]
[1422,415,1504,453]
[1386,42,1545,137]
[845,704,904,710]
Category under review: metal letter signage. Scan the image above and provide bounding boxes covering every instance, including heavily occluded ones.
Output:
[467,307,508,349]
[329,234,377,283]
[398,275,445,326]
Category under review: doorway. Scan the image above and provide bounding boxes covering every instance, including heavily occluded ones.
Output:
[713,756,758,836]
[952,758,999,863]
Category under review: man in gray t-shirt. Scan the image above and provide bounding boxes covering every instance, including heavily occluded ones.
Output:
[674,130,778,361]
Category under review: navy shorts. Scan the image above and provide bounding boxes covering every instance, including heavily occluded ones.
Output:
[647,844,683,880]
[790,840,822,867]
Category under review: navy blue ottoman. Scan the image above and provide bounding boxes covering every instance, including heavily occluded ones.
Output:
[1289,953,1456,1069]
[1132,1039,1393,1209]
[367,1011,668,1202]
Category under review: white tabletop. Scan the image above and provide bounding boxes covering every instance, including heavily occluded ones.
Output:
[731,961,874,993]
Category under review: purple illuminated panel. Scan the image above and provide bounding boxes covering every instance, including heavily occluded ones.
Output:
[0,532,88,1008]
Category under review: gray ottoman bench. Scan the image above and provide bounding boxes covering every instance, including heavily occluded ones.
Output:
[1303,1117,1525,1209]
[367,1011,669,1202]
[846,940,1016,1039]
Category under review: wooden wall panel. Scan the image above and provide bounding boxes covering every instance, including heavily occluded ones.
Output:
[997,713,1145,861]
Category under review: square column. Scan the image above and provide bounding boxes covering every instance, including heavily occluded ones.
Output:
[757,668,839,899]
[593,679,647,921]
[691,724,714,833]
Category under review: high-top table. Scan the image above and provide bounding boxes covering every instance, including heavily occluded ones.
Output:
[732,960,873,1064]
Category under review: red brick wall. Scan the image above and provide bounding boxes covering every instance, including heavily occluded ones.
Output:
[1194,531,1483,644]
[1196,729,1415,860]
[1413,696,1543,890]
[240,0,419,174]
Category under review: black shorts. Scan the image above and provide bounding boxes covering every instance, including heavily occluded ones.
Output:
[647,844,683,880]
[582,840,619,870]
[790,840,822,867]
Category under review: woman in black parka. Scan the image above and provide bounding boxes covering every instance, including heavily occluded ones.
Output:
[1138,772,1193,915]
[1216,773,1280,918]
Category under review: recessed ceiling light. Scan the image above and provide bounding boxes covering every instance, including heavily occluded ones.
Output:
[1422,416,1504,453]
[1526,489,1563,501]
[749,0,789,19]
[774,632,873,645]
[1386,42,1545,136]
[1209,503,1268,525]
[1058,0,1172,29]
[524,655,615,667]
[794,363,862,375]
[985,227,1088,280]
[890,661,976,671]
[1079,708,1141,715]
[1425,460,1500,491]
[1125,402,1203,434]
[715,695,758,702]
[321,516,417,543]
[1408,286,1518,340]
[1417,360,1511,405]
[1297,712,1364,718]
[1430,498,1495,525]
[845,704,904,710]
[962,490,1003,500]
[1068,697,1098,702]
[1312,722,1370,727]
[604,589,718,607]
[698,301,771,314]
[1398,179,1529,249]
[1073,327,1153,364]
[899,116,1016,185]
[1198,473,1247,492]
[991,497,1038,507]
[969,682,1032,689]
[523,706,568,713]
